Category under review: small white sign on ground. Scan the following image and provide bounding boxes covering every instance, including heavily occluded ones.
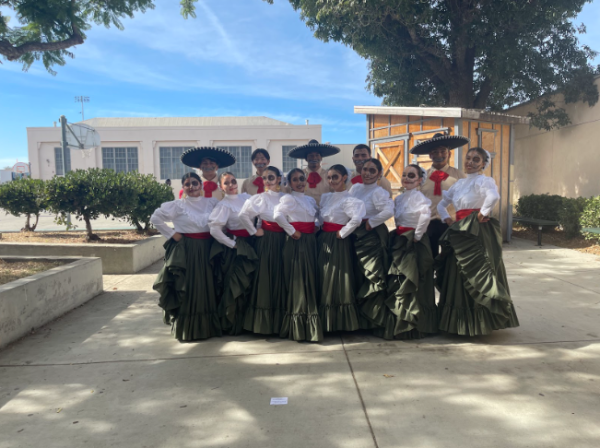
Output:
[270,397,288,405]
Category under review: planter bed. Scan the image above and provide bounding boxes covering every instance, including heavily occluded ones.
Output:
[0,256,103,350]
[0,233,166,274]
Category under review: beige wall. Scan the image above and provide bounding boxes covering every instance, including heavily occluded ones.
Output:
[27,122,321,196]
[510,78,600,201]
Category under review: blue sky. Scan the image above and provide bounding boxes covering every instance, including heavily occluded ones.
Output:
[1,0,599,167]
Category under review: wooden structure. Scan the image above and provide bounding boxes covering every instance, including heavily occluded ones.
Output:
[354,106,530,241]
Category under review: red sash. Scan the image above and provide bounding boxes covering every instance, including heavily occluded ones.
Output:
[252,176,265,194]
[307,172,322,188]
[291,222,315,234]
[396,226,415,235]
[183,232,211,239]
[227,228,251,237]
[203,181,218,198]
[429,171,449,196]
[456,209,480,221]
[261,220,284,233]
[351,175,363,185]
[322,222,344,233]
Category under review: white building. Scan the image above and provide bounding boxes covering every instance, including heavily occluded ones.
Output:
[27,116,322,192]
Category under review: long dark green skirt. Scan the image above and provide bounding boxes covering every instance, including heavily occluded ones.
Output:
[376,229,438,340]
[153,237,222,341]
[210,236,257,335]
[280,233,324,342]
[436,213,520,336]
[353,222,390,329]
[243,229,287,334]
[317,230,361,332]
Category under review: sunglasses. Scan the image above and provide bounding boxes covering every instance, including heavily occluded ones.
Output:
[183,181,200,187]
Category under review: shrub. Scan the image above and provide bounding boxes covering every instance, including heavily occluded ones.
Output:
[45,169,137,240]
[580,196,600,243]
[0,178,47,231]
[123,172,174,232]
[516,193,588,238]
[558,197,588,238]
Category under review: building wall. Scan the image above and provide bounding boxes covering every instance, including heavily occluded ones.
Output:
[509,78,600,201]
[27,123,321,194]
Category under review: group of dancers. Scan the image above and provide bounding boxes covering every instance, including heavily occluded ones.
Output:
[151,134,519,343]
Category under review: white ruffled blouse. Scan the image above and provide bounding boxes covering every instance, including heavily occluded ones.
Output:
[319,191,366,239]
[273,192,319,236]
[208,193,252,248]
[238,190,284,235]
[437,173,500,221]
[150,196,219,240]
[348,183,394,228]
[394,189,432,241]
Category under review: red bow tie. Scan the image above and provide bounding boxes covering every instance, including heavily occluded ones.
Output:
[252,176,265,193]
[429,171,449,196]
[203,181,218,198]
[351,175,363,185]
[307,171,322,188]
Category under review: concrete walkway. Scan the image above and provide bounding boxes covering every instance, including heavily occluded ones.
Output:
[1,238,599,448]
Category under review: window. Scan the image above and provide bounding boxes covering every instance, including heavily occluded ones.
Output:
[217,146,252,179]
[282,145,298,173]
[102,147,139,173]
[54,147,71,175]
[159,147,192,180]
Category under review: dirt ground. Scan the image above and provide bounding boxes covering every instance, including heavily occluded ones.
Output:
[0,259,69,285]
[512,225,600,256]
[0,230,158,245]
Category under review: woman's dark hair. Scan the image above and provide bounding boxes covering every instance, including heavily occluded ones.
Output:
[251,148,270,161]
[353,144,371,155]
[181,172,201,184]
[266,166,282,178]
[406,164,424,178]
[467,146,489,163]
[218,171,236,186]
[363,158,383,173]
[328,164,349,178]
[287,168,304,184]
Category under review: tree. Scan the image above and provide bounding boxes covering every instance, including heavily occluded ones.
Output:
[45,168,136,240]
[123,172,174,233]
[268,0,599,130]
[0,178,47,231]
[0,0,197,74]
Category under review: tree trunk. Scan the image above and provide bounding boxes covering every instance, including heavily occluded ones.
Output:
[32,213,40,231]
[22,213,32,232]
[84,215,100,241]
[133,218,144,233]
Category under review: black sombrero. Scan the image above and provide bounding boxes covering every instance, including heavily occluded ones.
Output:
[181,147,236,169]
[410,133,470,155]
[287,139,340,159]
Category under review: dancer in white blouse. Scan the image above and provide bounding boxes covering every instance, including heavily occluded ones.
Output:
[378,164,437,340]
[151,172,221,341]
[348,158,395,330]
[208,172,257,335]
[238,166,287,335]
[274,168,323,342]
[436,147,519,336]
[317,164,366,332]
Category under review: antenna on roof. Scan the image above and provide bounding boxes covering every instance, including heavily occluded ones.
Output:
[75,96,90,121]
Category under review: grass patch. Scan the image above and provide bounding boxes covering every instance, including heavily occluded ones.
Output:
[0,260,69,285]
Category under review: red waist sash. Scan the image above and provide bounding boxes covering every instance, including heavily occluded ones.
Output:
[396,226,415,235]
[262,220,285,233]
[182,232,211,239]
[456,208,481,221]
[291,221,315,234]
[322,222,344,233]
[227,228,251,237]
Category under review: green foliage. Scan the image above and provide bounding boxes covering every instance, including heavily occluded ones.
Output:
[0,178,47,231]
[267,0,599,130]
[580,196,600,242]
[45,168,137,240]
[516,193,588,238]
[123,172,174,232]
[1,0,156,74]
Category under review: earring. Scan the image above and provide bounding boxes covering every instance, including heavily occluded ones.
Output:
[276,185,281,192]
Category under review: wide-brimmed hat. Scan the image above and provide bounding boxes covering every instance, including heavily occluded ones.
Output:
[287,139,340,159]
[410,133,470,155]
[181,147,236,168]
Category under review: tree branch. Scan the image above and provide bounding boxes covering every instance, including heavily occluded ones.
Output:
[0,24,83,61]
[474,76,494,109]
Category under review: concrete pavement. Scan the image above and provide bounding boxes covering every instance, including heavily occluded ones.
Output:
[1,238,599,448]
